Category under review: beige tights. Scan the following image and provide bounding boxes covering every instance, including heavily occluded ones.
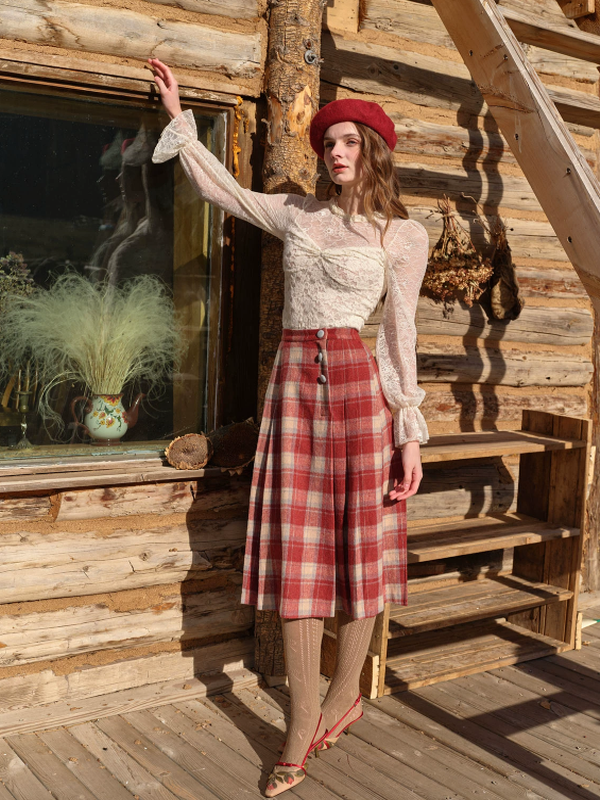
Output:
[280,617,325,766]
[320,611,376,734]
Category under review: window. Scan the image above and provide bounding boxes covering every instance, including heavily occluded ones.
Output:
[0,83,228,460]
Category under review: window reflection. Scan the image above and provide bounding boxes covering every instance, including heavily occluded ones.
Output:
[0,85,225,458]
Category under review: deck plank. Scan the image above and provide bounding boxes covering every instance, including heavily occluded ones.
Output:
[69,721,181,800]
[4,733,98,800]
[490,663,600,721]
[38,728,136,800]
[0,740,55,800]
[414,681,600,794]
[95,714,223,799]
[124,707,261,799]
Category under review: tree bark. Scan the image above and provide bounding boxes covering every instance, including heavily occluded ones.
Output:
[254,0,324,675]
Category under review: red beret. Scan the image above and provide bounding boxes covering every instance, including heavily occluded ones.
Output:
[309,99,397,159]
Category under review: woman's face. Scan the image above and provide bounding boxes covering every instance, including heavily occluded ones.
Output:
[323,121,364,189]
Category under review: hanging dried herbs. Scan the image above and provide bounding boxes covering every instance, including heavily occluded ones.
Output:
[422,197,493,307]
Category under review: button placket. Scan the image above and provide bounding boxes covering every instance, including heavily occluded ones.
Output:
[315,329,329,417]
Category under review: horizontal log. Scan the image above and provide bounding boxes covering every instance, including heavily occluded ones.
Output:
[416,343,593,386]
[363,298,594,345]
[0,495,52,522]
[409,461,517,520]
[362,0,599,81]
[0,519,247,604]
[321,32,600,128]
[145,0,258,20]
[393,117,596,168]
[408,205,569,263]
[0,46,245,100]
[516,266,587,298]
[0,637,253,714]
[420,389,588,424]
[0,0,262,79]
[398,162,542,213]
[500,1,600,66]
[0,588,253,668]
[56,477,251,521]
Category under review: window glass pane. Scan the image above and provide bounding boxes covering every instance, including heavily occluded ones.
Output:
[0,85,225,461]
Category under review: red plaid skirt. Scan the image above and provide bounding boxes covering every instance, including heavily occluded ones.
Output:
[241,328,407,619]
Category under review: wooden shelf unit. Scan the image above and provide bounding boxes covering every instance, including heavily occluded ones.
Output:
[321,411,591,699]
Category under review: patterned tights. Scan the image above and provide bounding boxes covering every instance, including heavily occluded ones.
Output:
[279,613,376,765]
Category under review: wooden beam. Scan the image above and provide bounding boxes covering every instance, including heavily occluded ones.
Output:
[500,3,600,64]
[429,0,600,308]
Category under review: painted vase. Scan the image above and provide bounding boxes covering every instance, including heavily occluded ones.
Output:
[71,393,144,444]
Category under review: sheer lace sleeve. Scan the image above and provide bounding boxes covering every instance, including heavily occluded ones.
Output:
[376,219,429,447]
[152,110,305,239]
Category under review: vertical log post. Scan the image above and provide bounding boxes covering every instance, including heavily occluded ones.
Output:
[254,0,324,675]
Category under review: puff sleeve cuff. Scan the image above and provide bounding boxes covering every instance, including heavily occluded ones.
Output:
[152,109,197,163]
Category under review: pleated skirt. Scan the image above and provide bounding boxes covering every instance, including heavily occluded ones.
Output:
[240,327,407,619]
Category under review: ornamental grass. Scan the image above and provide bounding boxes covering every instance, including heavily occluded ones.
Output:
[0,272,183,432]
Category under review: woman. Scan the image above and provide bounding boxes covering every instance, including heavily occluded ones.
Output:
[150,58,429,798]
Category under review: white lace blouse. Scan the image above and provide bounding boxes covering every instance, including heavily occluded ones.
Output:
[153,110,429,446]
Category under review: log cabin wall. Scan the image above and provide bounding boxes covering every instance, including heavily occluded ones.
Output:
[0,0,599,715]
[321,0,598,588]
[0,0,266,712]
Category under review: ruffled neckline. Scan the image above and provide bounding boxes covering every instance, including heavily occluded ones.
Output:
[328,198,384,223]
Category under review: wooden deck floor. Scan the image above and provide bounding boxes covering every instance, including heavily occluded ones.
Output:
[2,620,600,799]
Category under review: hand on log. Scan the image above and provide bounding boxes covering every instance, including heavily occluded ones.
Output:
[165,433,213,469]
[148,58,182,120]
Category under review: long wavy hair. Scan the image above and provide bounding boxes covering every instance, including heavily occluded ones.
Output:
[327,122,408,242]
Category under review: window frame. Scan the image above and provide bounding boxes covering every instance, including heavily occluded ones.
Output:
[0,61,240,480]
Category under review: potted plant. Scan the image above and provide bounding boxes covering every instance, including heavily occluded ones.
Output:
[0,272,183,444]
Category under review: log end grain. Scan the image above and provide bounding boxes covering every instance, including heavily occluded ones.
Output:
[165,434,213,470]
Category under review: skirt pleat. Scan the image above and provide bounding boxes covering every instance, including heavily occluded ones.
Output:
[241,327,407,619]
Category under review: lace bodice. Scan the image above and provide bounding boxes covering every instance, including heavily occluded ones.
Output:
[153,110,429,445]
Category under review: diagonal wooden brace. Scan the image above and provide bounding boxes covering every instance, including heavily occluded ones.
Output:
[430,0,600,312]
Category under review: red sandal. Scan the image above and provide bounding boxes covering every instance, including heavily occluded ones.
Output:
[265,714,327,797]
[318,694,363,751]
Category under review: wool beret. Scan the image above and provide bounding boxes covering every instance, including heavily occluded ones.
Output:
[309,99,397,159]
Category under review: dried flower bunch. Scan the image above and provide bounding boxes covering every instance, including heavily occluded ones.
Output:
[422,197,493,307]
[0,272,184,433]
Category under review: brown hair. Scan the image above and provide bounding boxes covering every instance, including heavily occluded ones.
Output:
[327,122,408,241]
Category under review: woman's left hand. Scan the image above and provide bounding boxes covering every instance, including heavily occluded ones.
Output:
[389,440,422,501]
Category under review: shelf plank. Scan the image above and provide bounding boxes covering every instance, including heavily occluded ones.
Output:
[390,575,573,636]
[384,620,570,693]
[421,429,586,463]
[407,512,579,563]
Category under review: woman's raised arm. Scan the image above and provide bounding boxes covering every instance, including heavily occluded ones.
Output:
[148,58,306,239]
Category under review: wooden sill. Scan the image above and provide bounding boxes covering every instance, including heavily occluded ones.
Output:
[0,450,237,493]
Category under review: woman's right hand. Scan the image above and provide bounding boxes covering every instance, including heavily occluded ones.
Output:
[148,58,182,120]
